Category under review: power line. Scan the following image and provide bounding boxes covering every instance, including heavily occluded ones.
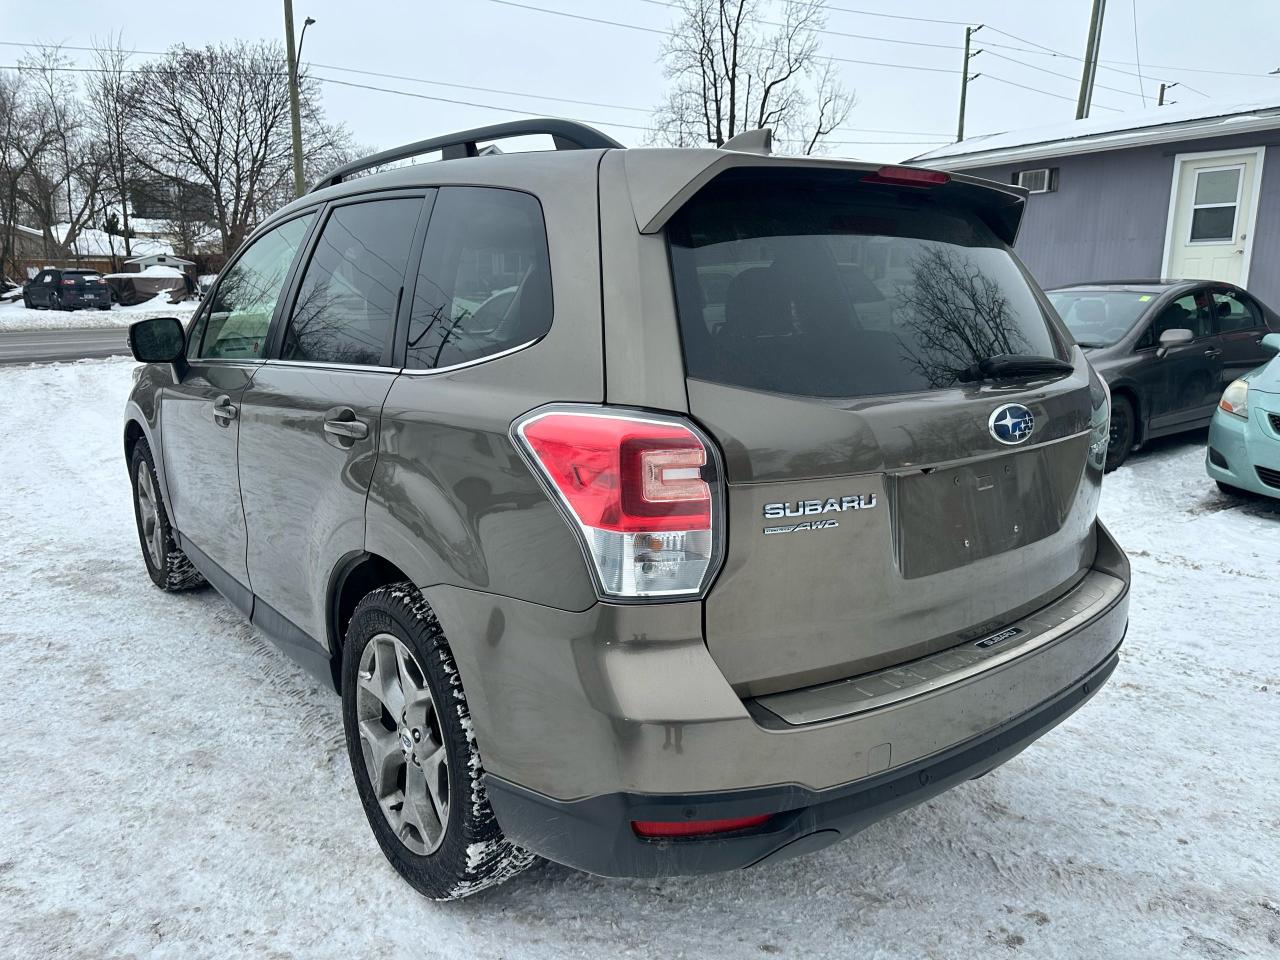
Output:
[1130,0,1147,106]
[0,43,951,137]
[982,73,1121,111]
[631,0,971,28]
[482,0,961,74]
[985,50,1147,99]
[982,32,1271,81]
[0,62,949,145]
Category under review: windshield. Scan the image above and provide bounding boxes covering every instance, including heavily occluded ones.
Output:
[1047,290,1153,347]
[668,173,1063,398]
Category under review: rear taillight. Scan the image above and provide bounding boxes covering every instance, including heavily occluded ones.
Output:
[632,815,771,838]
[61,278,76,286]
[513,407,723,599]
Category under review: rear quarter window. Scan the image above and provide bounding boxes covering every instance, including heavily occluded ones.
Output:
[667,173,1062,398]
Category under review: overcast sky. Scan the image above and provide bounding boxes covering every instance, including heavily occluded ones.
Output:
[5,0,1280,162]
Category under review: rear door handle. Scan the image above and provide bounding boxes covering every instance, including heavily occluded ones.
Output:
[211,395,238,422]
[1203,348,1222,357]
[323,407,369,440]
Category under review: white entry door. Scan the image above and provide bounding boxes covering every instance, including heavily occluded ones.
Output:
[1163,147,1265,285]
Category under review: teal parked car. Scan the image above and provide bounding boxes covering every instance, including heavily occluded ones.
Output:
[1207,333,1280,498]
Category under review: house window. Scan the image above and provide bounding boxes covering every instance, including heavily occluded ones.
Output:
[1014,168,1057,194]
[1188,164,1242,243]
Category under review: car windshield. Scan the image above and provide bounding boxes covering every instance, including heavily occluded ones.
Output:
[668,172,1063,398]
[1047,290,1154,347]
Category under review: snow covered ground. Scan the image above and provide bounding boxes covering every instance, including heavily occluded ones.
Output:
[0,295,197,332]
[1,358,1277,959]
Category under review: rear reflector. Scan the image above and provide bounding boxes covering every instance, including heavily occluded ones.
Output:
[862,165,950,187]
[632,815,771,839]
[513,408,722,599]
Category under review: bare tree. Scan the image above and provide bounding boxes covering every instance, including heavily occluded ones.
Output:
[7,47,105,261]
[128,41,351,254]
[88,34,139,263]
[650,0,855,154]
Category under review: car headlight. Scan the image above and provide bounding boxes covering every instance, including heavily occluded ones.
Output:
[1218,379,1249,419]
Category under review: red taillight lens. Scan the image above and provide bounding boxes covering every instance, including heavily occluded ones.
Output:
[632,815,772,838]
[514,408,721,598]
[61,278,76,285]
[862,165,950,187]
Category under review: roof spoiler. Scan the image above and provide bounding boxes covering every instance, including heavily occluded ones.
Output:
[311,119,623,192]
[622,151,1027,245]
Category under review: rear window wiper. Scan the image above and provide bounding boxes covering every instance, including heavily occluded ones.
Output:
[958,353,1074,383]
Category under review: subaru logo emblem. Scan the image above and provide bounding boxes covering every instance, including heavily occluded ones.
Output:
[989,403,1035,445]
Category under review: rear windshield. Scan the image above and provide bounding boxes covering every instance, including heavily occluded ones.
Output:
[1046,290,1152,347]
[667,173,1062,398]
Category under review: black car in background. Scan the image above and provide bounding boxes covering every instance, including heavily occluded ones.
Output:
[1048,279,1280,470]
[22,267,112,311]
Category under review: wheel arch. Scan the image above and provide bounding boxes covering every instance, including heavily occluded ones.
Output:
[327,551,414,689]
[1109,382,1145,445]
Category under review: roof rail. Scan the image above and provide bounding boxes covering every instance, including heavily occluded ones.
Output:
[311,119,624,192]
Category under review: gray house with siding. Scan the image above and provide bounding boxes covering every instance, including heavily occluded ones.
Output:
[909,101,1280,307]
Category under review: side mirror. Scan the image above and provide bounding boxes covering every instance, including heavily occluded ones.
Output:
[1156,327,1193,359]
[1262,332,1280,355]
[129,317,186,363]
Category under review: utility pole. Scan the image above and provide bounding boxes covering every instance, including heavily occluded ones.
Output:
[956,25,983,142]
[1157,81,1177,106]
[1075,0,1107,120]
[283,0,305,198]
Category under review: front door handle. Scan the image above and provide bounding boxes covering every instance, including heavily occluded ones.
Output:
[211,395,238,423]
[323,407,369,440]
[1203,348,1222,358]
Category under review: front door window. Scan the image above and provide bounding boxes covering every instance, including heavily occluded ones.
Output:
[1188,166,1242,244]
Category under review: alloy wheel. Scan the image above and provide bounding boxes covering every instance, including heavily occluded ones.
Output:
[355,633,451,855]
[135,463,164,569]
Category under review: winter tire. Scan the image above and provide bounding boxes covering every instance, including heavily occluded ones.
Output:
[342,583,535,901]
[1105,394,1136,472]
[129,439,206,591]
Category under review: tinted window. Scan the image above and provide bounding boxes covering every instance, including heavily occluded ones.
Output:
[406,187,551,370]
[201,213,314,359]
[668,173,1062,398]
[1211,290,1262,332]
[283,198,421,366]
[1141,291,1215,348]
[1047,290,1154,347]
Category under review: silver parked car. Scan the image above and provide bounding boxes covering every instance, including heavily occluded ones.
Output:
[123,120,1130,900]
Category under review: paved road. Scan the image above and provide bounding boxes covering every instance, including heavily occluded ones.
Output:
[0,327,130,365]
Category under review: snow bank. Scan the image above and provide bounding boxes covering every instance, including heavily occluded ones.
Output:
[0,296,197,331]
[0,359,1276,958]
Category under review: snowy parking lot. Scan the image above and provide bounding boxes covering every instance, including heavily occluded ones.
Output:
[0,296,198,332]
[1,357,1277,959]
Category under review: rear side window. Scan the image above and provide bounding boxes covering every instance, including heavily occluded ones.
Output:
[200,213,314,360]
[283,197,421,366]
[406,187,551,370]
[1212,289,1262,332]
[668,173,1062,398]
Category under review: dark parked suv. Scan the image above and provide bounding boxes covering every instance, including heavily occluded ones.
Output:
[22,267,112,310]
[123,120,1130,900]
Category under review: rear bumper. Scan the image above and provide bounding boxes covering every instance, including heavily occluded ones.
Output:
[486,646,1120,877]
[427,521,1129,877]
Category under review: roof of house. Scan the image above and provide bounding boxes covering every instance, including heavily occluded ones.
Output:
[52,224,174,258]
[909,99,1280,170]
[125,253,195,266]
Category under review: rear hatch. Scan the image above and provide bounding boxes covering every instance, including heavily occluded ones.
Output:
[664,167,1106,697]
[61,271,109,303]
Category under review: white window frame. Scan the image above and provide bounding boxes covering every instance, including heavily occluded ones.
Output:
[1185,162,1244,245]
[1015,168,1053,193]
